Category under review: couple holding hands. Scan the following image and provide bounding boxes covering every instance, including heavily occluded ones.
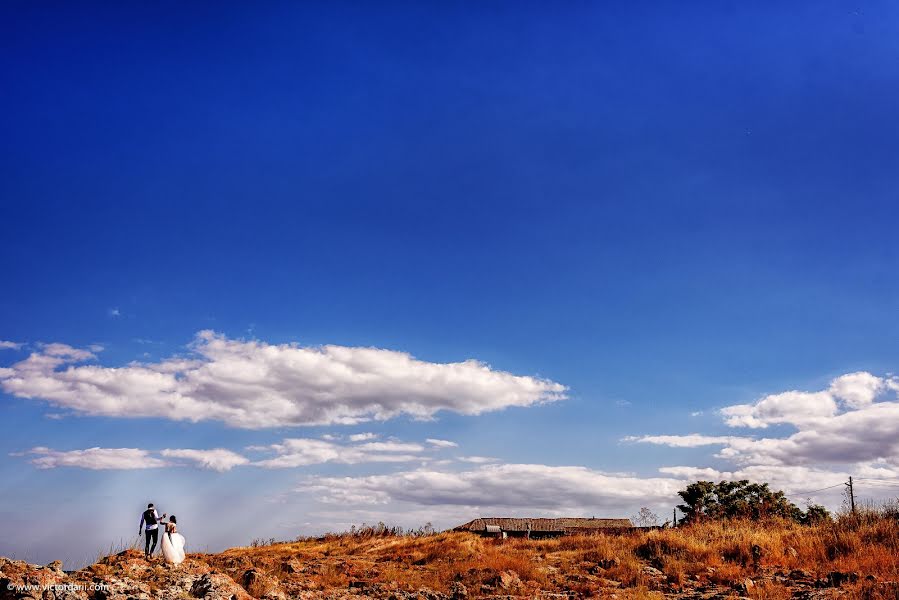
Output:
[139,503,186,564]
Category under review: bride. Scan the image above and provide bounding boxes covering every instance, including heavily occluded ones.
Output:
[160,515,186,565]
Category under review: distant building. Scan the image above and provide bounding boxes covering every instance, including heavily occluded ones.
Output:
[453,517,634,539]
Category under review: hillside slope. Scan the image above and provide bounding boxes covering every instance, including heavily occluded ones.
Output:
[2,517,898,599]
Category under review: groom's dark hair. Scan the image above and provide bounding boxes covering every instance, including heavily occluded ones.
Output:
[148,503,154,508]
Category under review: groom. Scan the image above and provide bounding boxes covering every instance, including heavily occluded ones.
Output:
[139,503,166,559]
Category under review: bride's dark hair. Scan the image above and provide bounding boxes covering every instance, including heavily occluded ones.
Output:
[169,515,177,524]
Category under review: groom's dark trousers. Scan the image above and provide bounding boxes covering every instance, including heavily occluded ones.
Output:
[145,529,158,556]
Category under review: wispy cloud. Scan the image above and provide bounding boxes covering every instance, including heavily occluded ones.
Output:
[253,438,426,468]
[0,331,567,428]
[426,438,458,448]
[17,435,442,471]
[26,447,168,470]
[160,448,249,472]
[624,434,747,448]
[304,464,683,510]
[0,340,22,350]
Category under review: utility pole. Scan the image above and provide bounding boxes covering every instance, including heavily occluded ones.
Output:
[673,508,677,528]
[846,476,856,514]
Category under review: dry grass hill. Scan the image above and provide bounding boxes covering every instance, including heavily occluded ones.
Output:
[2,512,898,599]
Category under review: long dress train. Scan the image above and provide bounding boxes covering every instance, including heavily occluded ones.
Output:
[161,529,186,564]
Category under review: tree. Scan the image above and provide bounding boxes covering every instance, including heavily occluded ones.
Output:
[677,480,803,522]
[802,503,831,524]
[631,507,660,527]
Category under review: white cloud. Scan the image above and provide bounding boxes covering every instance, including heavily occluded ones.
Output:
[0,341,22,350]
[829,371,884,408]
[26,447,168,470]
[721,391,837,428]
[356,441,424,452]
[304,463,683,511]
[348,433,378,442]
[18,436,439,471]
[720,372,898,429]
[624,434,747,448]
[657,464,851,497]
[253,437,426,468]
[426,438,458,448]
[457,456,499,463]
[0,331,567,428]
[656,466,723,480]
[627,371,899,506]
[159,448,249,472]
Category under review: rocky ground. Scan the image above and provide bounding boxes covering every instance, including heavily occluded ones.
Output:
[2,532,898,599]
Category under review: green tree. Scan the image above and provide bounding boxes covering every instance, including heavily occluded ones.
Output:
[802,504,831,524]
[677,480,803,522]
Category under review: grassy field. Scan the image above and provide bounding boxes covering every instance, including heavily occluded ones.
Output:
[8,508,896,598]
[191,509,899,598]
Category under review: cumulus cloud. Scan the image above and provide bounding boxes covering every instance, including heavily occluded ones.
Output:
[829,372,886,409]
[160,448,249,472]
[720,372,898,429]
[0,331,567,428]
[628,371,899,501]
[304,463,683,511]
[348,433,378,442]
[721,391,837,428]
[0,341,22,350]
[26,447,168,470]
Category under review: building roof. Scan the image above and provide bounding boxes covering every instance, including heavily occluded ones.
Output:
[454,517,633,532]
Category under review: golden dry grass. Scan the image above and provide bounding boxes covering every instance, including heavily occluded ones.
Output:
[197,514,899,597]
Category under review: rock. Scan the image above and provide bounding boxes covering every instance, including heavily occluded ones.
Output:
[642,565,664,578]
[411,587,447,600]
[45,560,64,572]
[241,568,283,598]
[596,557,620,570]
[279,558,301,574]
[450,581,468,599]
[789,569,811,580]
[498,570,521,591]
[825,571,859,587]
[93,577,152,600]
[734,577,754,594]
[191,572,252,600]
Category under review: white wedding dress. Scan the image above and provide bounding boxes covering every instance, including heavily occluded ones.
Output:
[160,528,186,564]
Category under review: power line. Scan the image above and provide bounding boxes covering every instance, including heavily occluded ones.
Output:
[785,482,845,498]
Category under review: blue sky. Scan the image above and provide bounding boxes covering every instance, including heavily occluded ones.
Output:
[3,1,899,567]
